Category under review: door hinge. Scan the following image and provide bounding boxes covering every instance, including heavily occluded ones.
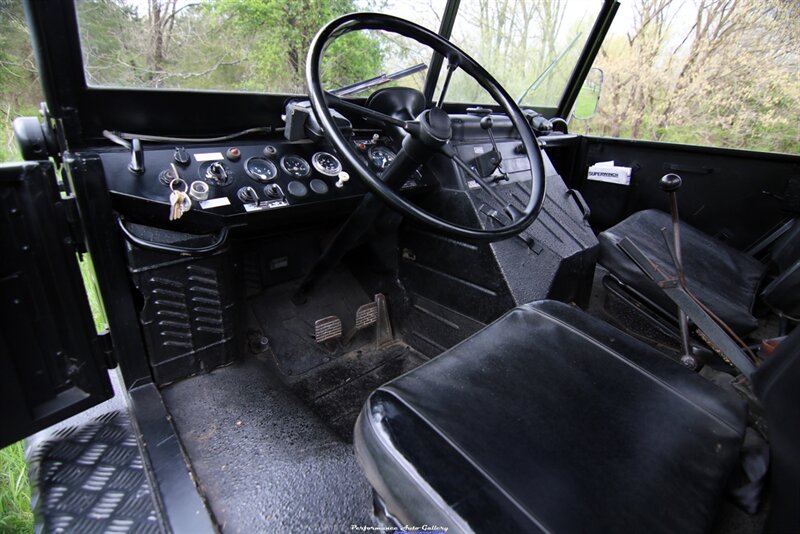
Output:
[94,330,117,369]
[62,194,87,255]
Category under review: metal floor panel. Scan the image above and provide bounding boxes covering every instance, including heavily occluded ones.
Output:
[162,356,375,533]
[27,410,163,534]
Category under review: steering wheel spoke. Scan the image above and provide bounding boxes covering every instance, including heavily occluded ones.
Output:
[324,92,410,129]
[379,147,423,190]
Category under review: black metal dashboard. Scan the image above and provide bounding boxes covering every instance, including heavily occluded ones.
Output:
[97,135,433,232]
[92,110,581,241]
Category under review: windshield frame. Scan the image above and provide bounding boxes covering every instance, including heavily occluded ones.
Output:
[22,0,617,147]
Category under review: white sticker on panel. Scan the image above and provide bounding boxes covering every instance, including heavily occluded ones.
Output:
[199,197,231,209]
[194,152,225,162]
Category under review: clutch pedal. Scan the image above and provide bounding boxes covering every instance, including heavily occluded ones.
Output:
[314,315,342,343]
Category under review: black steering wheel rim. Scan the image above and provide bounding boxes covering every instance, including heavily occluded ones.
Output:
[306,12,546,242]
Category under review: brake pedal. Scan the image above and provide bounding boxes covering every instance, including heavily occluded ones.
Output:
[355,301,379,329]
[342,293,394,347]
[314,315,342,343]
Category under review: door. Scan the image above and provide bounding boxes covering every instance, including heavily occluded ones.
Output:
[1,160,113,448]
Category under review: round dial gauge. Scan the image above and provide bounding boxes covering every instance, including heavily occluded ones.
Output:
[311,152,342,176]
[280,155,311,177]
[244,156,278,182]
[368,146,396,171]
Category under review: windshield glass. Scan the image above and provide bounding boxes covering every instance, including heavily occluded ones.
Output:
[76,0,442,93]
[442,0,604,107]
[75,0,601,107]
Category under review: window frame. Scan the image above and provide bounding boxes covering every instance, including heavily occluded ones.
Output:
[23,0,617,148]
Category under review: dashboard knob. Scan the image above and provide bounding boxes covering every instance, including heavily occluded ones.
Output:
[173,146,190,166]
[335,171,350,188]
[237,186,259,203]
[263,145,278,158]
[189,180,209,201]
[128,138,144,174]
[264,184,282,199]
[226,147,241,161]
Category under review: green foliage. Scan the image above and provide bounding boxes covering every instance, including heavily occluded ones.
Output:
[79,255,109,332]
[0,2,41,162]
[211,0,384,92]
[0,443,33,534]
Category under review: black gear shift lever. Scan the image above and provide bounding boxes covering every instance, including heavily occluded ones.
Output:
[659,173,695,368]
[479,116,509,182]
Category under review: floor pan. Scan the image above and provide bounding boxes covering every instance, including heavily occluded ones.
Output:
[162,357,375,533]
[282,341,427,438]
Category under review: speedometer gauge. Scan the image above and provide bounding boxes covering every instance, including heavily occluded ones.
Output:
[311,152,342,176]
[280,155,311,177]
[368,146,395,171]
[244,156,278,182]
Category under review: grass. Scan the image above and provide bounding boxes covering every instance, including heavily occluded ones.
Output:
[0,443,33,534]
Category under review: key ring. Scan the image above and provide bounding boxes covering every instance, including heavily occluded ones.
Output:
[169,177,188,193]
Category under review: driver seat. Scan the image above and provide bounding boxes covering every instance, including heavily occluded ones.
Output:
[354,300,747,533]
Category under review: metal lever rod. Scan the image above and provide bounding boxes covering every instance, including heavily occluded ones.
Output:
[479,115,510,183]
[617,237,756,377]
[659,173,692,362]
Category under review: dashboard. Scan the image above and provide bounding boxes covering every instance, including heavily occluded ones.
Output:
[98,134,433,230]
[94,100,579,241]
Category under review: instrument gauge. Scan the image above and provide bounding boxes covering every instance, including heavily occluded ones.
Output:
[368,146,396,172]
[280,155,311,178]
[244,156,278,182]
[311,152,342,176]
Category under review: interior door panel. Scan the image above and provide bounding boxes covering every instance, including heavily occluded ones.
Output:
[0,161,113,448]
[576,136,800,250]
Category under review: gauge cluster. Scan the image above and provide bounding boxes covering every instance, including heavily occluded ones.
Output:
[98,137,433,227]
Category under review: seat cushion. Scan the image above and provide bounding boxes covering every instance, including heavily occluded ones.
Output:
[598,209,766,335]
[355,301,746,534]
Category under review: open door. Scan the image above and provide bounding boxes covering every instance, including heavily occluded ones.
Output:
[0,160,113,448]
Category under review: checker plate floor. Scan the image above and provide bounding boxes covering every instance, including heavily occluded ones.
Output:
[28,410,163,534]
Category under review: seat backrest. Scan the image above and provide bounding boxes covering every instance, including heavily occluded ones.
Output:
[761,218,800,318]
[752,325,800,533]
[769,218,800,272]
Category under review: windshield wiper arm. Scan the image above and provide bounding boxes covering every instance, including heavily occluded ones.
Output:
[517,33,582,105]
[331,63,428,97]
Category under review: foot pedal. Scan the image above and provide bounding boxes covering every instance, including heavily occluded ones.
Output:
[314,315,342,343]
[355,301,379,329]
[343,293,394,347]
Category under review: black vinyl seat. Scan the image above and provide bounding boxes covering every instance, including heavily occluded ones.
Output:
[354,301,747,534]
[598,209,767,335]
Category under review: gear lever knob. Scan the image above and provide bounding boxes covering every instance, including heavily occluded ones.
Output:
[479,116,493,130]
[659,173,682,193]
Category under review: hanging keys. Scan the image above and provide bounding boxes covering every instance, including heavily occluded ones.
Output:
[168,177,191,221]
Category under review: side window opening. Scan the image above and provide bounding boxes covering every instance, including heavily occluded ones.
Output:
[574,0,800,154]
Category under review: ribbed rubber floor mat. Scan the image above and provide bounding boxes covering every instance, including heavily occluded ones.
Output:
[28,410,163,533]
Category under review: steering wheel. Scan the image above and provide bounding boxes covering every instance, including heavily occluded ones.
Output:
[306,12,546,242]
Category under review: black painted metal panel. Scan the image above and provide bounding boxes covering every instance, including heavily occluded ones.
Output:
[0,161,112,448]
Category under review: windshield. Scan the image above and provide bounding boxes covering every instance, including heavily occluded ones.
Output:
[75,0,601,108]
[442,1,604,107]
